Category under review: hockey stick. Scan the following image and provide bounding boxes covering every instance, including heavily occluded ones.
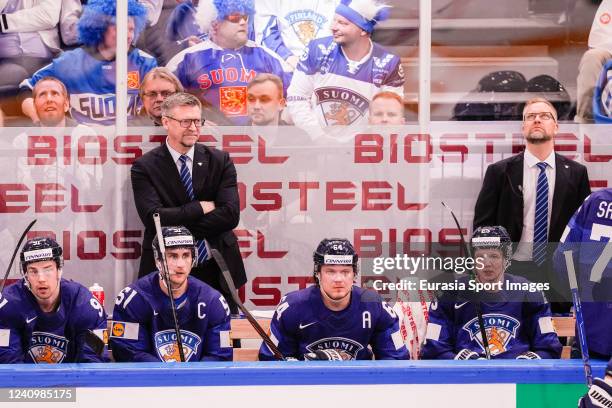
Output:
[153,213,186,362]
[209,248,286,361]
[0,219,37,292]
[441,202,491,359]
[563,250,593,386]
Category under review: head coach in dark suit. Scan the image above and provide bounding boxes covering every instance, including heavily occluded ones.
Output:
[131,92,246,313]
[473,97,591,310]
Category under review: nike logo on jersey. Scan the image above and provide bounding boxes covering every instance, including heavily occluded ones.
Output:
[455,302,469,309]
[153,310,159,316]
[26,316,37,324]
[299,322,316,329]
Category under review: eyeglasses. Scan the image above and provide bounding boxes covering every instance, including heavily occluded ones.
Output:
[143,90,175,99]
[524,112,555,122]
[225,13,249,23]
[165,116,203,128]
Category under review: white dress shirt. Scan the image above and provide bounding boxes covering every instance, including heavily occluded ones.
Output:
[513,149,556,261]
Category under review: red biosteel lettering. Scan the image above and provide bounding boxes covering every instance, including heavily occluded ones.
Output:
[288,181,319,210]
[113,135,143,164]
[71,185,102,212]
[251,276,282,307]
[223,134,253,164]
[35,183,66,213]
[235,229,253,258]
[0,184,29,213]
[584,135,612,162]
[362,181,392,210]
[354,134,383,163]
[77,231,106,260]
[28,136,56,165]
[111,230,142,260]
[475,133,505,163]
[288,276,314,290]
[439,134,468,163]
[257,231,288,258]
[252,182,282,211]
[78,135,107,165]
[326,181,356,210]
[258,136,289,164]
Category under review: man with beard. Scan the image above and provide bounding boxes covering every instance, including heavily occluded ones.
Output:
[258,238,409,361]
[286,0,404,133]
[130,92,246,315]
[473,97,591,311]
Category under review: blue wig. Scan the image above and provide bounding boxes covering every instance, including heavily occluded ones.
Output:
[78,0,147,47]
[212,0,255,20]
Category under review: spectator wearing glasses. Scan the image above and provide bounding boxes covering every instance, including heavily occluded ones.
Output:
[132,67,184,127]
[130,92,246,314]
[473,97,591,312]
[166,0,292,125]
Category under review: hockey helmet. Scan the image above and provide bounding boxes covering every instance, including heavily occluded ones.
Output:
[471,226,513,269]
[20,237,63,272]
[152,225,198,267]
[313,238,358,280]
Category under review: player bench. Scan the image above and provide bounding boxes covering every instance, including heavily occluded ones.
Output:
[551,316,576,359]
[230,318,271,361]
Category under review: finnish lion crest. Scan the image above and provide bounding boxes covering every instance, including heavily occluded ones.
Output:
[28,332,68,364]
[462,314,520,355]
[154,329,201,362]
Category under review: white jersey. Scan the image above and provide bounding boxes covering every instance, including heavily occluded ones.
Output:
[254,0,339,60]
[287,36,404,131]
[589,0,612,51]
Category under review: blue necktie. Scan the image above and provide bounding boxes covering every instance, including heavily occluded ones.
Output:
[533,162,548,266]
[179,155,208,265]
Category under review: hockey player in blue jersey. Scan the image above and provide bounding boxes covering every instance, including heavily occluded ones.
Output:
[110,226,232,362]
[166,0,293,125]
[19,0,157,126]
[286,0,404,133]
[258,238,409,361]
[421,226,562,360]
[554,188,612,359]
[0,237,108,363]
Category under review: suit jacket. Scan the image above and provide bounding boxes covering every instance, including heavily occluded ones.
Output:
[131,142,247,289]
[473,152,591,243]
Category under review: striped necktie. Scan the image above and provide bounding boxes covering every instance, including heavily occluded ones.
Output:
[533,162,548,266]
[179,155,208,265]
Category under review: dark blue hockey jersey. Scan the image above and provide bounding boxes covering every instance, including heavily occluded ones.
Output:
[421,274,562,360]
[20,47,157,125]
[258,285,409,361]
[110,272,232,362]
[0,279,108,363]
[166,39,292,125]
[554,188,612,358]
